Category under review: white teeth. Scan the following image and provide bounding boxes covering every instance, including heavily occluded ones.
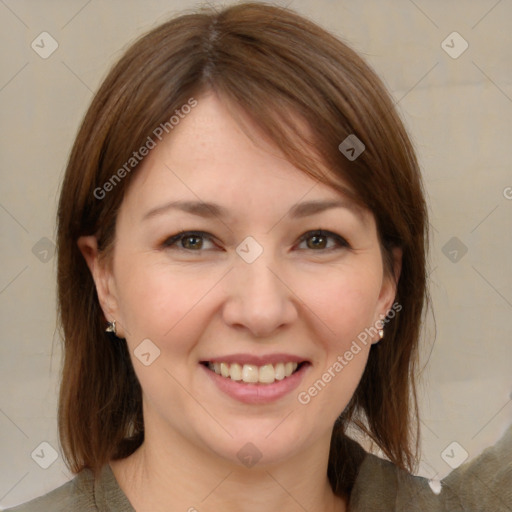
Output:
[274,362,285,381]
[258,364,275,383]
[242,364,259,383]
[220,362,230,378]
[207,361,300,384]
[229,363,242,381]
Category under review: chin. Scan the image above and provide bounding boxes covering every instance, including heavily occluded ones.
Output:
[199,424,308,469]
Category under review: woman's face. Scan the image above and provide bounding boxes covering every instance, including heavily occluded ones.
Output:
[82,92,399,468]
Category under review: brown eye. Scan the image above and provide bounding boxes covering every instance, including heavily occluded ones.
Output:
[306,233,328,249]
[298,230,349,251]
[162,231,216,251]
[181,234,203,250]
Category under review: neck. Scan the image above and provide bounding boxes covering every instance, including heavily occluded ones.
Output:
[110,427,346,512]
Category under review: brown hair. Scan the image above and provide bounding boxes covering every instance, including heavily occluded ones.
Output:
[57,1,429,498]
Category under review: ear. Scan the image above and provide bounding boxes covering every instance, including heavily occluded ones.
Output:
[372,246,402,344]
[77,235,123,336]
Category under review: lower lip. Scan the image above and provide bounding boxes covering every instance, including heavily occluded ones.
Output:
[200,363,310,404]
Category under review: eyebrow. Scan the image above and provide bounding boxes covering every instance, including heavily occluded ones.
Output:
[142,199,366,223]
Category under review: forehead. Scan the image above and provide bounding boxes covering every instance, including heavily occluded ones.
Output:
[121,93,369,226]
[156,93,311,181]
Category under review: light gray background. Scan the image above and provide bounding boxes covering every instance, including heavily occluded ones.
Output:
[1,0,511,508]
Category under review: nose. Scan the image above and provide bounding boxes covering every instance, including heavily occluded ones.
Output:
[221,249,298,338]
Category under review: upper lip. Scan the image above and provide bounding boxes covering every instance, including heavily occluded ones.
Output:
[201,353,309,366]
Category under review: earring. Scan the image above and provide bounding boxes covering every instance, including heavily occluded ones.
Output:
[378,328,384,339]
[106,320,116,335]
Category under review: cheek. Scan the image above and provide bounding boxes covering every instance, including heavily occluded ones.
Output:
[295,264,381,416]
[113,255,207,339]
[296,260,383,347]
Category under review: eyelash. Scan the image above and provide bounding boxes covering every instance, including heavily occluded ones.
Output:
[161,229,350,253]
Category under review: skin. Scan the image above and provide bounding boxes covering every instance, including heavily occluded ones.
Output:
[79,91,401,512]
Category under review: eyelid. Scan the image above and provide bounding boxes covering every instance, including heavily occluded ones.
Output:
[161,229,350,252]
[161,230,217,250]
[296,229,350,250]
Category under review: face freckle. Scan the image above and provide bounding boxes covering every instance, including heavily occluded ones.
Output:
[105,91,397,467]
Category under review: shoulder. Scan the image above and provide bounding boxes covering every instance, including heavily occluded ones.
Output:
[440,423,512,511]
[349,450,439,511]
[2,469,97,512]
[349,424,512,512]
[2,463,134,512]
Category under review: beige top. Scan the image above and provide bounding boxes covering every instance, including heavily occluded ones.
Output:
[5,424,512,511]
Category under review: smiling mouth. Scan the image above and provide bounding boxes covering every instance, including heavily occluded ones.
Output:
[200,361,308,385]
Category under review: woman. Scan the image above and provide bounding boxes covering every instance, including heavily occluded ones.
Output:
[6,2,511,511]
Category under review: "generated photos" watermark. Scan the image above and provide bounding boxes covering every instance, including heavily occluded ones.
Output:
[93,97,198,200]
